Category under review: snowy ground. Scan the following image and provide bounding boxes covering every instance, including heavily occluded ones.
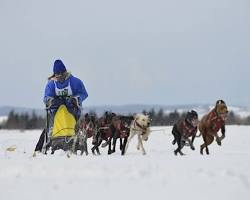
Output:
[0,126,250,200]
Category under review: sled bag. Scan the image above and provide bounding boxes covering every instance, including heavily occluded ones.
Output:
[52,105,76,138]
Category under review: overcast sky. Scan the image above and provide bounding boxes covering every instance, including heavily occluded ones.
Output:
[0,0,249,108]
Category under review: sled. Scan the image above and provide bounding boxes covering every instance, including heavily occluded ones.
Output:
[34,102,84,155]
[50,104,77,153]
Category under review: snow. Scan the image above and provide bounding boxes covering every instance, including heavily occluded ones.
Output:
[228,106,250,118]
[0,116,7,124]
[0,126,250,200]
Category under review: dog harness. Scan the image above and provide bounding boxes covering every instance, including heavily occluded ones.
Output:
[81,117,95,138]
[181,121,197,138]
[132,120,147,135]
[207,110,225,132]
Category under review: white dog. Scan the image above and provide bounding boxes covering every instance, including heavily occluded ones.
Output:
[124,113,151,155]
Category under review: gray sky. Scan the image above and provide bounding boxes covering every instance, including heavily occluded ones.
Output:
[0,0,249,108]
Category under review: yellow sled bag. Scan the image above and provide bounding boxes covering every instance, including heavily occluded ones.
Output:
[52,105,76,138]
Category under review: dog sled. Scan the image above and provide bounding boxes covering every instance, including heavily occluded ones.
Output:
[34,97,85,156]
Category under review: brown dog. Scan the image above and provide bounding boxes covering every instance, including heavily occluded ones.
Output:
[199,100,228,155]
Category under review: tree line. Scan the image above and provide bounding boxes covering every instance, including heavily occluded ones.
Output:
[0,109,250,130]
[144,108,250,126]
[1,110,45,130]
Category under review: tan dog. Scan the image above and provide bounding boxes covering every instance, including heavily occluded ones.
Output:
[199,100,228,155]
[124,113,151,155]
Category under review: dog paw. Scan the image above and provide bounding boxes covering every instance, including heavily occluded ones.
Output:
[108,150,113,154]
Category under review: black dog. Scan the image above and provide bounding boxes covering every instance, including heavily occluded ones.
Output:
[172,110,198,156]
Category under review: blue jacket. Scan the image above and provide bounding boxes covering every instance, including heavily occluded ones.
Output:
[44,73,88,106]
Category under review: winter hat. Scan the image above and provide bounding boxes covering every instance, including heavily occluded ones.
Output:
[53,59,67,74]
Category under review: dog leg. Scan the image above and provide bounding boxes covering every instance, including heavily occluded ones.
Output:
[190,143,195,150]
[204,136,209,155]
[119,138,123,151]
[200,132,207,155]
[84,139,88,156]
[96,147,100,155]
[121,137,127,155]
[71,136,78,155]
[220,134,225,141]
[138,135,146,155]
[216,135,221,146]
[205,146,209,155]
[91,144,98,155]
[124,132,136,154]
[111,133,118,154]
[91,146,96,155]
[204,138,210,155]
[172,125,178,145]
[220,125,226,142]
[201,135,214,155]
[190,135,195,150]
[184,137,195,150]
[137,135,141,150]
[51,148,55,154]
[108,137,113,155]
[216,134,225,147]
[174,148,184,156]
[216,131,225,146]
[206,135,214,154]
[174,141,185,156]
[200,146,204,155]
[94,138,103,155]
[174,131,184,156]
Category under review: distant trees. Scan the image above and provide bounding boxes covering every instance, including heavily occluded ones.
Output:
[0,108,249,130]
[147,109,183,126]
[146,109,250,126]
[2,110,45,129]
[147,108,185,126]
[226,111,250,125]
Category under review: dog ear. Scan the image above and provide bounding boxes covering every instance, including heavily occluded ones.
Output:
[215,100,226,111]
[135,114,140,121]
[216,99,226,106]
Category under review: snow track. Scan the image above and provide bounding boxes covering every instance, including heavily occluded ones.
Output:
[0,126,250,200]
